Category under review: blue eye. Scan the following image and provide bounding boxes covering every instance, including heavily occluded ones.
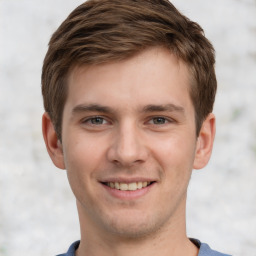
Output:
[91,117,104,124]
[151,117,168,124]
[85,117,107,125]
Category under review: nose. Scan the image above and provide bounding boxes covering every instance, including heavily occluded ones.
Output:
[107,122,149,167]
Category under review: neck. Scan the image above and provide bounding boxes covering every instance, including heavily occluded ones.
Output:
[75,200,198,256]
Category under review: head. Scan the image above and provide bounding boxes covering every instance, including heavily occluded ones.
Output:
[42,0,216,141]
[41,0,217,243]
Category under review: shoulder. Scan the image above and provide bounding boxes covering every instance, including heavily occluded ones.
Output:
[56,240,80,256]
[57,239,232,256]
[190,238,232,256]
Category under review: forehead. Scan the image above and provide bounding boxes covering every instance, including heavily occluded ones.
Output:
[65,47,193,114]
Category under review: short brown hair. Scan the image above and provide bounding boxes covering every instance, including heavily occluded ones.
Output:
[42,0,217,140]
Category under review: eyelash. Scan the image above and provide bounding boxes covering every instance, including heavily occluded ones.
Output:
[147,117,173,125]
[81,116,174,127]
[82,116,109,125]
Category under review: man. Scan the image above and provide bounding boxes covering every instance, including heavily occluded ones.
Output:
[41,0,231,255]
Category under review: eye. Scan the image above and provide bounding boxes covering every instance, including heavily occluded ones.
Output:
[83,116,108,125]
[149,117,169,125]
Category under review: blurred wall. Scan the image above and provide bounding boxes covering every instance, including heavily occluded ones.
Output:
[0,0,255,255]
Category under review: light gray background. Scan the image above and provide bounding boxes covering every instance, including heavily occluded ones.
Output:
[0,0,256,255]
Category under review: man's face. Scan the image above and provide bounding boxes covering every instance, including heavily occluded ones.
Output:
[60,47,200,237]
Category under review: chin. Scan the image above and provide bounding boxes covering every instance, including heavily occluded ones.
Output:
[108,223,157,239]
[102,211,167,239]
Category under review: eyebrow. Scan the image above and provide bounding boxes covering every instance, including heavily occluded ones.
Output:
[71,103,184,116]
[142,104,184,113]
[72,104,115,115]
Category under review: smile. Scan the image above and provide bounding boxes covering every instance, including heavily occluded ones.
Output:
[104,181,154,191]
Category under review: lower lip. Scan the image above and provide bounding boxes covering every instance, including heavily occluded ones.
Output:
[102,183,155,200]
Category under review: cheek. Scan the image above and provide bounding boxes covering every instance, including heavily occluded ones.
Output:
[64,135,106,170]
[151,134,196,166]
[150,134,196,187]
[63,138,104,195]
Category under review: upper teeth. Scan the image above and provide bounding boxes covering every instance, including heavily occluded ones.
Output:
[107,182,151,191]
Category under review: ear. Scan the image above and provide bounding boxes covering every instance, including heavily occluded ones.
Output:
[193,113,216,170]
[42,112,65,169]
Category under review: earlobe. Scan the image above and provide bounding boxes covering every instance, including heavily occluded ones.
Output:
[193,113,216,170]
[42,112,66,170]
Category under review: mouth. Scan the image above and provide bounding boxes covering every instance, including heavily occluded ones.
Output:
[102,181,155,191]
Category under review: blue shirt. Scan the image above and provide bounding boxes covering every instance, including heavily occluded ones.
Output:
[57,239,231,256]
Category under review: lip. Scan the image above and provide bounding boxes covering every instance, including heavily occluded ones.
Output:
[100,177,157,183]
[101,181,156,200]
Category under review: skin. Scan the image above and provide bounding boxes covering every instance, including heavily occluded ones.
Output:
[42,47,215,256]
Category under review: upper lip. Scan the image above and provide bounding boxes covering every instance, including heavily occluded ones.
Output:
[100,177,157,183]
